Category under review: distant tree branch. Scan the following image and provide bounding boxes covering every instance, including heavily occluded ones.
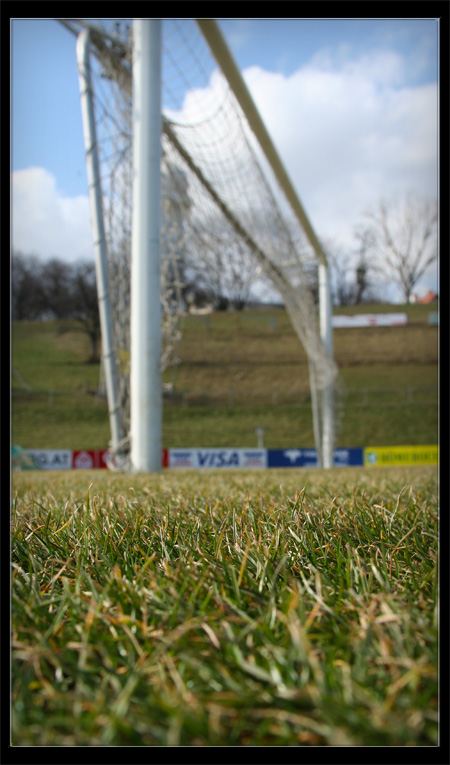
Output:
[364,193,437,302]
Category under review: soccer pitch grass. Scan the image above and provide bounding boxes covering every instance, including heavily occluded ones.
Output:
[12,310,438,450]
[11,466,438,747]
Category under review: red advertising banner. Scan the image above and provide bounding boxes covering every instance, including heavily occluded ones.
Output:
[72,450,101,469]
[72,450,169,469]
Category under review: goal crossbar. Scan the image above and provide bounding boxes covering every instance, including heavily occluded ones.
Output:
[64,18,337,469]
[196,20,329,269]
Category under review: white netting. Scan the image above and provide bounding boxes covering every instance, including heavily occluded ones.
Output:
[63,18,338,461]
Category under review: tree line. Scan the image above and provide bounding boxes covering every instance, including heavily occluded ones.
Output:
[183,192,438,308]
[12,192,438,352]
[11,254,101,361]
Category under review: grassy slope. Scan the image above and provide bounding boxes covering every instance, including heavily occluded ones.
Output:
[11,303,438,449]
[11,466,438,747]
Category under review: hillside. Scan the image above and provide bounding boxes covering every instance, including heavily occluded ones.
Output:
[12,303,438,449]
[173,306,437,396]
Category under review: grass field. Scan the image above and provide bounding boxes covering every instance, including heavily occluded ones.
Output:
[11,465,438,747]
[11,303,438,449]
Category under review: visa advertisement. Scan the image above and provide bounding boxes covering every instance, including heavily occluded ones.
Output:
[169,449,267,469]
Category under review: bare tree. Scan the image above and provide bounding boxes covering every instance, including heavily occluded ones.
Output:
[70,262,101,362]
[365,194,438,303]
[11,252,46,320]
[12,253,101,362]
[326,245,355,306]
[352,227,382,304]
[186,216,261,310]
[40,258,75,319]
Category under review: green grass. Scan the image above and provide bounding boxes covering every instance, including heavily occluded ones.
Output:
[12,392,111,450]
[11,393,438,450]
[11,466,438,746]
[163,401,438,449]
[11,304,438,449]
[12,321,100,392]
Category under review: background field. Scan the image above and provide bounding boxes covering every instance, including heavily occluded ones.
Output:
[11,302,438,449]
[11,465,438,747]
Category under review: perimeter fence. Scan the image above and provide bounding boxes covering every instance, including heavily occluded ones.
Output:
[163,385,437,408]
[12,384,437,409]
[13,384,438,448]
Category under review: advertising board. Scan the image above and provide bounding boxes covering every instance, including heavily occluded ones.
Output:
[72,449,168,470]
[332,313,408,328]
[333,448,364,466]
[267,449,318,468]
[268,448,363,468]
[22,446,435,470]
[72,450,98,469]
[23,450,168,470]
[364,445,439,466]
[168,449,267,469]
[25,449,73,470]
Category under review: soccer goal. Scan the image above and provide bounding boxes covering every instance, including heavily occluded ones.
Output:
[60,18,337,472]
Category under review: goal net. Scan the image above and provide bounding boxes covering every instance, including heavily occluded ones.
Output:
[60,18,338,469]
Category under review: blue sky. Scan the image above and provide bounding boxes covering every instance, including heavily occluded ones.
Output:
[221,18,438,82]
[11,17,439,300]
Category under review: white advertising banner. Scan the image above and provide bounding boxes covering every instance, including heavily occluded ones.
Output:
[169,449,267,469]
[25,449,73,470]
[332,313,408,328]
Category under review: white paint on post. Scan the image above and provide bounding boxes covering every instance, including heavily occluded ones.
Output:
[319,262,334,469]
[76,29,125,453]
[130,19,162,472]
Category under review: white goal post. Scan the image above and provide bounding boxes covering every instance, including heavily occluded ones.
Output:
[65,17,337,472]
[129,19,163,472]
[76,28,126,454]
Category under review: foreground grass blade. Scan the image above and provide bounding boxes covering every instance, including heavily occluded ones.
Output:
[11,466,438,746]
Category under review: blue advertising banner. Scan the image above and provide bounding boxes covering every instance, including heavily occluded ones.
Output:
[334,448,364,466]
[267,449,318,468]
[267,448,363,468]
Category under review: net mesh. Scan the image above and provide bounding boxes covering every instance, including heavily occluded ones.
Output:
[64,18,338,460]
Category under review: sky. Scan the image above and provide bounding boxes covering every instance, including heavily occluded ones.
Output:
[11,16,439,302]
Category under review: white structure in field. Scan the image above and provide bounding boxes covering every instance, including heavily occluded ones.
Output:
[68,18,337,472]
[332,313,408,328]
[129,19,163,472]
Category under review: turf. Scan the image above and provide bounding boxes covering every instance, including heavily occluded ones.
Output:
[11,304,438,449]
[11,466,438,746]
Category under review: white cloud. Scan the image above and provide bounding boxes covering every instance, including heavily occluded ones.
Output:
[12,45,438,301]
[164,48,438,300]
[12,167,94,262]
[242,57,437,251]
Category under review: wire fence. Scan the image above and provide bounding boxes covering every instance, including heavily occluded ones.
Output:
[163,385,438,408]
[336,385,438,408]
[12,384,437,449]
[12,384,437,409]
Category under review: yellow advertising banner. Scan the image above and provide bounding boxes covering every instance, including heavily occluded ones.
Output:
[364,445,439,467]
